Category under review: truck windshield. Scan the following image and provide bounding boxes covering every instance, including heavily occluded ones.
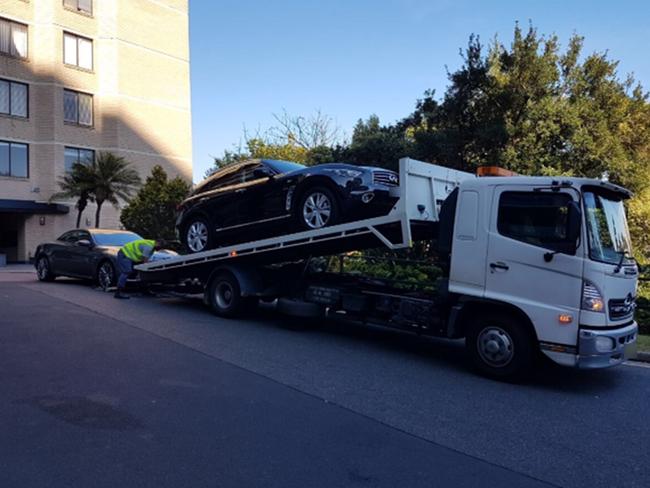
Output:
[583,189,632,265]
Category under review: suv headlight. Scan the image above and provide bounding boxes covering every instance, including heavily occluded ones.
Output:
[582,280,605,313]
[326,169,363,178]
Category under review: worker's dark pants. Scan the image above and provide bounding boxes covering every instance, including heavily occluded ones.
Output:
[116,250,134,290]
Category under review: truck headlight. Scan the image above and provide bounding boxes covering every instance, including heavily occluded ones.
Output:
[595,336,615,352]
[582,280,605,313]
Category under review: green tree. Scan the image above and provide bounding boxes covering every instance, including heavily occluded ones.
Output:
[51,162,95,228]
[404,23,650,259]
[85,152,142,227]
[121,165,191,241]
[341,115,413,170]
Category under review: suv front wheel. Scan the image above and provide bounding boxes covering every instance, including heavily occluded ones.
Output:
[184,217,212,253]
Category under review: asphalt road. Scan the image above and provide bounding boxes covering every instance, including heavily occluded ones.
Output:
[1,273,649,487]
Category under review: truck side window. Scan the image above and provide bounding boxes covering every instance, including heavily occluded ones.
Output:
[497,192,572,250]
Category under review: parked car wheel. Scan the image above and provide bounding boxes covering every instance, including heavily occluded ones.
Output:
[466,313,534,382]
[96,260,116,292]
[36,256,56,282]
[297,186,339,230]
[184,217,212,253]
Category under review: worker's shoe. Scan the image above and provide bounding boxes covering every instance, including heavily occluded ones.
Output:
[114,291,130,299]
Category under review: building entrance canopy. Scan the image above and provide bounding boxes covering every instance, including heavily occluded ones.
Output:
[0,199,69,215]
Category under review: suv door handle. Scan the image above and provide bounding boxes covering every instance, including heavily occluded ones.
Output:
[489,262,509,271]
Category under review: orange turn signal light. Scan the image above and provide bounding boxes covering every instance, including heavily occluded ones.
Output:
[477,166,519,177]
[558,314,573,324]
[230,250,238,257]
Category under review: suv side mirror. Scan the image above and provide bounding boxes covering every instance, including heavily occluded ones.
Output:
[76,239,93,248]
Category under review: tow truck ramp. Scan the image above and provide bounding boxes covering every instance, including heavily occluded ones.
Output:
[136,158,472,281]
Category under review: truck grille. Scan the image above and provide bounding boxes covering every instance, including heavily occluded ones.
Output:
[373,170,399,186]
[608,296,635,321]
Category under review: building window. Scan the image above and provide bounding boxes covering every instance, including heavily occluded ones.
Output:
[0,79,28,118]
[63,89,93,126]
[0,18,28,59]
[0,141,29,178]
[63,32,92,70]
[64,146,94,172]
[63,0,92,15]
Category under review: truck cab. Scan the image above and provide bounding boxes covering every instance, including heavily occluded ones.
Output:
[447,175,638,375]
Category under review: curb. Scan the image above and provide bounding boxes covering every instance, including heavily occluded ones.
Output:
[631,351,650,363]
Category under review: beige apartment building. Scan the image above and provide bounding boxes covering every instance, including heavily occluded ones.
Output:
[0,0,192,262]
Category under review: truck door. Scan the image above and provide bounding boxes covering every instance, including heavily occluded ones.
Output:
[485,186,584,347]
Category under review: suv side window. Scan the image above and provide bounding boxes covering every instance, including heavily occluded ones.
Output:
[241,162,265,182]
[197,164,247,194]
[497,191,572,250]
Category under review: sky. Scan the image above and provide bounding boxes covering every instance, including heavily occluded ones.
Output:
[188,0,650,182]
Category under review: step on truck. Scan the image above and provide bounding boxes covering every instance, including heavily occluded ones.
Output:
[137,158,639,380]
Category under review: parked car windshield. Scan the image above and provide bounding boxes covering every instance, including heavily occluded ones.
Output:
[583,189,633,265]
[91,231,143,246]
[265,160,305,174]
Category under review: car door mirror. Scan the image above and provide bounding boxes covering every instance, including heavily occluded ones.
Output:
[76,239,93,248]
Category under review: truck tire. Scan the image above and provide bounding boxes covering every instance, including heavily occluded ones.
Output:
[465,314,534,381]
[208,272,245,318]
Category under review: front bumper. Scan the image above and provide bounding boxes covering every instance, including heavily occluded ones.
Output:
[541,322,638,369]
[345,185,399,218]
[576,322,638,369]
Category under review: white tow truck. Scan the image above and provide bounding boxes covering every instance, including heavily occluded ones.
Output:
[137,158,638,380]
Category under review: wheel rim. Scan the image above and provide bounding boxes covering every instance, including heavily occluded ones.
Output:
[98,263,114,291]
[477,326,514,368]
[214,281,234,310]
[302,192,332,229]
[187,221,209,252]
[37,258,48,279]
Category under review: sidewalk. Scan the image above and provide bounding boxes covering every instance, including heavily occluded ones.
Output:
[0,264,35,273]
[0,264,36,282]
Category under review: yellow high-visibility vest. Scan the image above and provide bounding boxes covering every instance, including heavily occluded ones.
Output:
[122,239,155,262]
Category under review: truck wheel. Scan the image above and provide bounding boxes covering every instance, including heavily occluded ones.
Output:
[208,272,244,318]
[465,314,534,381]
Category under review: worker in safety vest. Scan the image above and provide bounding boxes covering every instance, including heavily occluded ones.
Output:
[114,239,163,299]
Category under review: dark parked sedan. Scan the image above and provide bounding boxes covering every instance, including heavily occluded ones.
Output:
[176,159,400,253]
[34,229,176,290]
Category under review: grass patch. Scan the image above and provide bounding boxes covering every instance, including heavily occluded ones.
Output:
[637,334,650,353]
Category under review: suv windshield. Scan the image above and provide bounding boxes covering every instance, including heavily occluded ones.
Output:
[583,189,632,265]
[92,232,142,246]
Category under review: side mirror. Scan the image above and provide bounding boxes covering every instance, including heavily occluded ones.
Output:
[77,239,93,248]
[566,201,581,247]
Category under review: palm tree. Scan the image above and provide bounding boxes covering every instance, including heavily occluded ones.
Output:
[86,152,142,227]
[51,162,95,228]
